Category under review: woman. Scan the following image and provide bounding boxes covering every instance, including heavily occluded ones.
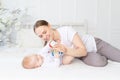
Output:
[33,20,120,67]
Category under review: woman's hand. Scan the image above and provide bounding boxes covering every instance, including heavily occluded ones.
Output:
[53,43,67,53]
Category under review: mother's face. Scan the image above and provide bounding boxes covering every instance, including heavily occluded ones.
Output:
[35,25,52,41]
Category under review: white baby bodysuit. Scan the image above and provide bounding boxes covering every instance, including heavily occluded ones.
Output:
[38,42,63,68]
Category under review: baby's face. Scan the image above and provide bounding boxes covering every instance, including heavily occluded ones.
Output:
[31,55,43,68]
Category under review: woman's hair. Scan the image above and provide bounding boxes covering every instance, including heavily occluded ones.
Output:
[33,20,49,46]
[33,20,49,32]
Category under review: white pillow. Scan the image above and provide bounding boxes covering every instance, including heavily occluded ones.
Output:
[16,28,44,48]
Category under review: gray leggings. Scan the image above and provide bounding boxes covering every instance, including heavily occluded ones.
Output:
[80,38,120,67]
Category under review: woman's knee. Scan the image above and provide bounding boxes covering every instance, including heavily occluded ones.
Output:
[83,57,108,67]
[90,59,108,67]
[82,53,108,67]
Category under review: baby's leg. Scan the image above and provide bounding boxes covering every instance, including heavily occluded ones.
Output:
[95,38,120,62]
[62,55,74,65]
[81,52,108,67]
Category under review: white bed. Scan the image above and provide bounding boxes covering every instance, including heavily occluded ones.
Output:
[0,22,120,80]
[0,47,120,80]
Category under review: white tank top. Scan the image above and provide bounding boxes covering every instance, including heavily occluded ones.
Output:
[57,26,97,52]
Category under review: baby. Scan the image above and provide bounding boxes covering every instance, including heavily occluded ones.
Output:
[22,54,43,69]
[22,41,63,69]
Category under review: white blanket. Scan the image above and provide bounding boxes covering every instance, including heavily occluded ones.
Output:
[0,48,120,80]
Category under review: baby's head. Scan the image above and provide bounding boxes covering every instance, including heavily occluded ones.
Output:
[22,54,43,69]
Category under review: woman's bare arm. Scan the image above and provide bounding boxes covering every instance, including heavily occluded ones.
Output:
[54,33,87,57]
[65,33,87,57]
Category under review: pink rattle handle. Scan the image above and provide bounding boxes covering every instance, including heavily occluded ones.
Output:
[49,40,57,48]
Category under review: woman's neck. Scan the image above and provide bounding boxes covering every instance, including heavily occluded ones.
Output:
[52,29,60,42]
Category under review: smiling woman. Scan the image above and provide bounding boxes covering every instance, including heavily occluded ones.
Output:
[33,20,57,46]
[35,25,51,41]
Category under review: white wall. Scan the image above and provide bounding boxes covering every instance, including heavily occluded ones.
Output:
[96,0,111,41]
[1,0,120,48]
[2,0,96,25]
[110,0,120,48]
[96,0,120,48]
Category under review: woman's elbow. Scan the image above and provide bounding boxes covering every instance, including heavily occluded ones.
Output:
[82,49,87,56]
[78,48,87,57]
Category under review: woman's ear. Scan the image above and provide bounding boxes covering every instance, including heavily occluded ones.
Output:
[48,24,51,28]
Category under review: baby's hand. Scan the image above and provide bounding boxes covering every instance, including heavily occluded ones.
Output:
[51,50,62,58]
[54,53,60,58]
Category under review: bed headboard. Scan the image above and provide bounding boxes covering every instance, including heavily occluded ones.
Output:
[20,20,88,35]
[52,20,88,34]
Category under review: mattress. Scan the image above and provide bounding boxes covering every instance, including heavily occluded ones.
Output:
[0,47,120,80]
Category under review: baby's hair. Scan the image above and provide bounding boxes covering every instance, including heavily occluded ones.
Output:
[22,54,35,69]
[22,55,30,69]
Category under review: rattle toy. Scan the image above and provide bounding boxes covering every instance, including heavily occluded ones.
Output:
[49,40,63,56]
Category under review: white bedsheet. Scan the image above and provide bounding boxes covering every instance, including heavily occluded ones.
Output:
[0,47,120,80]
